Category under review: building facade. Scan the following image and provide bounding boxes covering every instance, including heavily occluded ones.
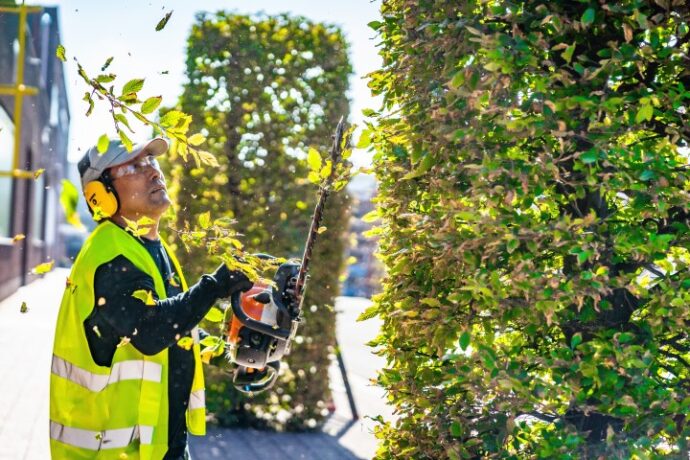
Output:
[0,5,70,301]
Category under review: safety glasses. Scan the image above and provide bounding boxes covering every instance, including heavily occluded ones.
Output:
[110,155,161,179]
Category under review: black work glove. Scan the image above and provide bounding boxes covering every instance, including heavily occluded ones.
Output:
[213,263,253,298]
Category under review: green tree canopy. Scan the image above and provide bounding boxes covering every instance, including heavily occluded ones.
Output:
[366,0,690,457]
[164,11,352,430]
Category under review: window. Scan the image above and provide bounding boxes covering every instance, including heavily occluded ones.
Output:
[0,104,13,238]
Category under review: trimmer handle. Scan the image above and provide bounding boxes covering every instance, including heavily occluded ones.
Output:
[232,362,280,393]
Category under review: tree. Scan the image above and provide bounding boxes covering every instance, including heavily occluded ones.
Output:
[163,12,352,430]
[365,0,690,457]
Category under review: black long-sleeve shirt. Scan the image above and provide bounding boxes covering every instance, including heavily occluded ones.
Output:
[83,237,243,459]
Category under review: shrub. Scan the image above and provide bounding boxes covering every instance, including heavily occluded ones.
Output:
[366,1,690,457]
[164,11,352,430]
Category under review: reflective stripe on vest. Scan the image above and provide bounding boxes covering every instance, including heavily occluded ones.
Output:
[49,421,154,450]
[51,354,162,392]
[189,389,205,410]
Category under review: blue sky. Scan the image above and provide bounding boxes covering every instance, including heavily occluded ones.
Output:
[31,0,382,166]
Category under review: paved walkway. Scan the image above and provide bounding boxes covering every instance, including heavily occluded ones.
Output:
[0,269,391,459]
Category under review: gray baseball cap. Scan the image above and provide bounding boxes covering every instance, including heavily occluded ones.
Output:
[77,137,168,190]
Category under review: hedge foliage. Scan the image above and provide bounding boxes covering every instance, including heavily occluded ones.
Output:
[365,0,690,457]
[163,12,351,430]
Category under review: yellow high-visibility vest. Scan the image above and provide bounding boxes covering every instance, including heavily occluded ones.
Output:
[50,220,206,460]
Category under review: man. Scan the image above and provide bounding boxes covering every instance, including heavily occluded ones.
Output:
[50,138,252,459]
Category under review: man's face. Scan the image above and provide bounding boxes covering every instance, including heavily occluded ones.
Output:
[108,152,171,219]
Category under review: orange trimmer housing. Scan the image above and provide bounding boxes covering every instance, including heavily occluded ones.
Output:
[226,280,271,346]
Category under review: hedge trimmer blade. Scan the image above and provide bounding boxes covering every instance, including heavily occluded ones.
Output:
[291,116,347,315]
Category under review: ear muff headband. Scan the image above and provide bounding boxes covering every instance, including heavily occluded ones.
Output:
[84,179,118,220]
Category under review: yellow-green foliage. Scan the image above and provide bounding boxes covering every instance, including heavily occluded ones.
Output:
[366,1,690,458]
[163,12,352,430]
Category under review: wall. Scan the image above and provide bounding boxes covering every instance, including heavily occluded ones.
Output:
[0,6,70,301]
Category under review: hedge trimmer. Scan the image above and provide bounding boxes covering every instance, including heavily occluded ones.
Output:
[223,117,348,393]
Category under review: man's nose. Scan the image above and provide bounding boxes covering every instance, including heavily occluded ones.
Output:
[145,163,162,180]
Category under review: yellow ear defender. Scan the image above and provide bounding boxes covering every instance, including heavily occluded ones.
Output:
[84,179,118,220]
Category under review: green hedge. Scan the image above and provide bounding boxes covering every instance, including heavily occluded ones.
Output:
[366,1,690,457]
[164,12,351,430]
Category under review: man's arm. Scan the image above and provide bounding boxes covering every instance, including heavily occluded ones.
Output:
[89,256,249,356]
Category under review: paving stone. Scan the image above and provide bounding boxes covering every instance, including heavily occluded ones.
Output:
[0,271,377,460]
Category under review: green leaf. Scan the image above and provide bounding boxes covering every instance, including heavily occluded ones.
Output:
[449,71,465,89]
[200,335,223,347]
[367,20,383,31]
[198,150,219,168]
[97,134,110,154]
[160,110,184,128]
[133,111,151,125]
[76,64,90,85]
[188,133,206,146]
[121,78,145,97]
[95,73,116,83]
[319,160,332,180]
[459,331,471,351]
[132,289,156,306]
[358,304,379,322]
[101,56,114,72]
[635,104,653,123]
[177,337,194,350]
[618,332,634,344]
[561,43,576,64]
[571,333,582,349]
[55,44,66,62]
[31,260,54,275]
[581,150,598,164]
[450,421,462,437]
[420,297,440,307]
[581,8,596,25]
[155,10,173,31]
[356,129,372,149]
[60,179,84,229]
[20,301,28,313]
[307,147,322,172]
[577,250,591,264]
[82,92,94,117]
[639,170,655,181]
[137,216,156,226]
[198,211,211,229]
[361,210,380,223]
[506,238,519,254]
[118,129,133,152]
[308,171,320,184]
[115,114,134,133]
[402,153,433,180]
[141,96,162,114]
[204,307,224,323]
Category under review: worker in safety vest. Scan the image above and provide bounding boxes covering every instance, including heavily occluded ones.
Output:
[50,137,252,460]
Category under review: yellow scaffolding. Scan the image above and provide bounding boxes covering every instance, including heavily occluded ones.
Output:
[0,4,42,179]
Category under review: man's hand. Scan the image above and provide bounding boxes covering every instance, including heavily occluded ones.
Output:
[227,270,253,295]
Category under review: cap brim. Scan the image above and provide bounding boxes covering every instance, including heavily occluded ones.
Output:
[137,137,169,157]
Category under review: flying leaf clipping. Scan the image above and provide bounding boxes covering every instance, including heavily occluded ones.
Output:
[132,289,156,306]
[155,10,173,31]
